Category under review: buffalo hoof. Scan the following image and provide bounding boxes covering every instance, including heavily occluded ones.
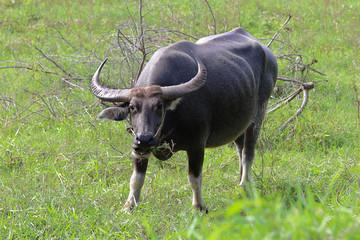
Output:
[200,208,209,215]
[194,204,208,215]
[121,202,134,213]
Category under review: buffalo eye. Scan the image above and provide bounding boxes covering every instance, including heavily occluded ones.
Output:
[129,104,137,113]
[154,102,163,112]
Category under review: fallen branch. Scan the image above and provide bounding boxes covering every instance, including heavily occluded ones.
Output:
[267,87,302,114]
[277,55,327,76]
[277,75,303,84]
[265,14,327,131]
[278,82,314,131]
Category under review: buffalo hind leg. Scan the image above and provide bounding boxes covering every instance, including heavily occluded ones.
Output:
[122,157,148,211]
[187,147,207,213]
[234,134,244,184]
[236,103,267,185]
[238,124,256,185]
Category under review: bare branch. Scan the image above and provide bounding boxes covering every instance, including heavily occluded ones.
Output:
[166,0,181,25]
[88,120,125,155]
[0,65,60,75]
[35,47,70,77]
[276,53,302,59]
[136,0,147,80]
[203,0,216,35]
[0,65,86,90]
[147,28,198,40]
[351,60,360,121]
[278,55,327,76]
[60,78,86,90]
[54,27,79,52]
[118,29,139,51]
[302,63,327,76]
[267,14,292,48]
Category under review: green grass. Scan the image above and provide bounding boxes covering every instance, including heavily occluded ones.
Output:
[1,0,360,239]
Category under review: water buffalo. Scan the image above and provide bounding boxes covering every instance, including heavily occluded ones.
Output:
[91,27,278,212]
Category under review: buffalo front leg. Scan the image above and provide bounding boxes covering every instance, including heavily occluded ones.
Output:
[187,147,207,213]
[122,157,148,211]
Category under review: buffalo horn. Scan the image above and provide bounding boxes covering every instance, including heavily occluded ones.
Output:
[161,55,207,100]
[91,59,131,102]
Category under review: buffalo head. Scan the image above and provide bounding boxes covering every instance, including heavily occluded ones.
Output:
[91,57,207,159]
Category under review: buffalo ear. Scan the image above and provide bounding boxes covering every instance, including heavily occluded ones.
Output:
[98,106,129,121]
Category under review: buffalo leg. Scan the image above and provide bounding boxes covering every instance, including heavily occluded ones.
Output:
[238,124,256,185]
[234,134,244,184]
[187,148,207,213]
[122,157,148,210]
[237,103,267,185]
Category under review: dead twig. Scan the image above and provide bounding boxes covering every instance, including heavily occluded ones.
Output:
[267,87,302,114]
[0,65,86,90]
[34,47,87,90]
[136,0,148,80]
[0,97,16,111]
[118,29,138,51]
[267,14,292,48]
[10,110,45,127]
[302,63,326,76]
[203,0,216,35]
[147,28,198,40]
[278,82,314,131]
[88,120,124,155]
[351,60,360,121]
[264,15,327,131]
[277,55,327,76]
[38,95,58,120]
[60,77,86,90]
[277,75,303,84]
[0,65,61,75]
[54,27,79,52]
[35,47,70,77]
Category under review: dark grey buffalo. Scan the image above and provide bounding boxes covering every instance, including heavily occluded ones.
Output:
[91,28,278,212]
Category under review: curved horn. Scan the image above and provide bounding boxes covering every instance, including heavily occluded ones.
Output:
[91,59,131,102]
[161,55,207,100]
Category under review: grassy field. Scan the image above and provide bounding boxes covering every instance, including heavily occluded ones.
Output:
[1,0,359,239]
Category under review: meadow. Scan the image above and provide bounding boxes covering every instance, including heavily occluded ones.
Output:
[1,0,359,239]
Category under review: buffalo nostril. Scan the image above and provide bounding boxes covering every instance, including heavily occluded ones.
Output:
[136,133,155,145]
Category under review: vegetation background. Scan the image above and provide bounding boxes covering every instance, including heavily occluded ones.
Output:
[1,0,359,239]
